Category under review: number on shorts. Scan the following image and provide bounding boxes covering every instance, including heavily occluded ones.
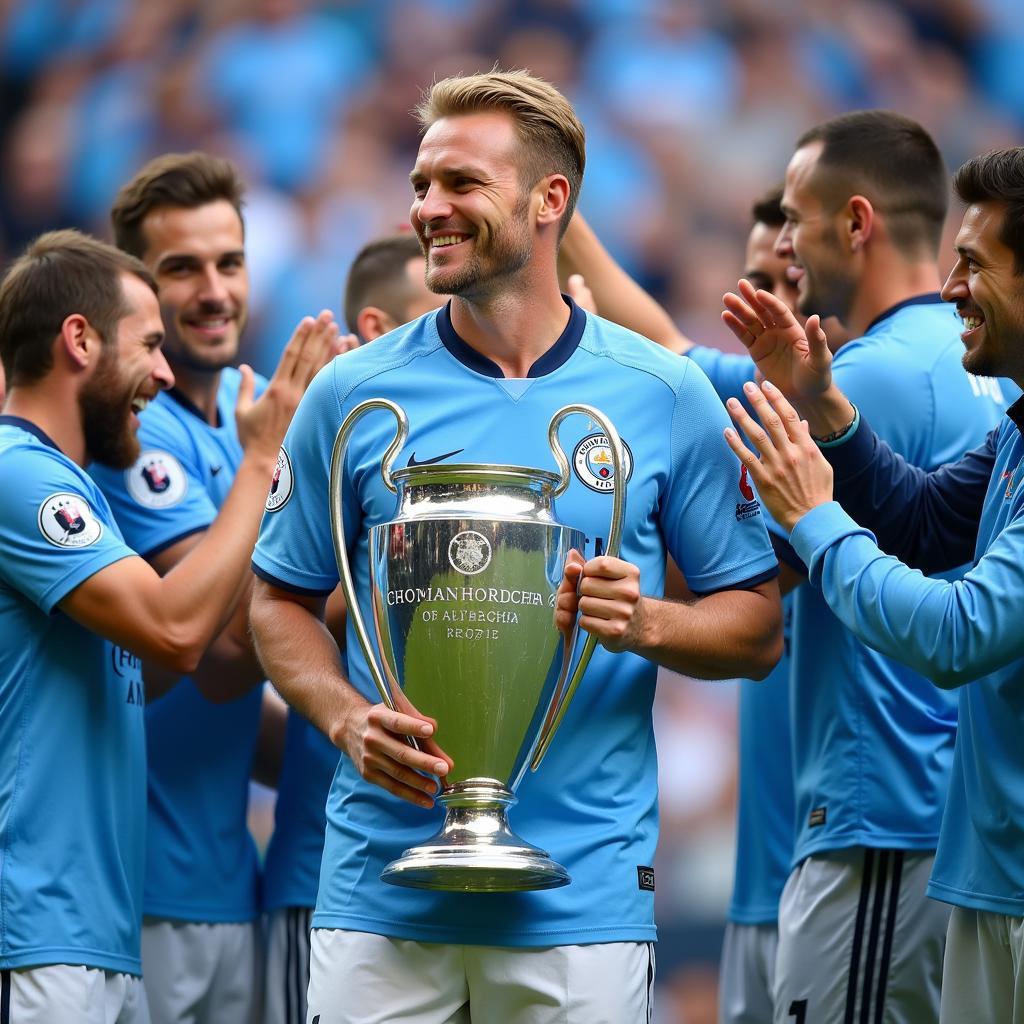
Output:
[789,999,808,1023]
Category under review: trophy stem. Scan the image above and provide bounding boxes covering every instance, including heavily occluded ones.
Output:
[380,779,570,892]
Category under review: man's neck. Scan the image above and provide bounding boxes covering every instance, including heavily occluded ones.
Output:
[842,256,943,338]
[169,364,222,425]
[4,386,87,465]
[449,273,569,379]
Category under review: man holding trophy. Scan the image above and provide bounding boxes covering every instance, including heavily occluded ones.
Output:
[250,69,782,1023]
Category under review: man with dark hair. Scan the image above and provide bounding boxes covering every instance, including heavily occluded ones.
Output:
[718,116,1012,1022]
[722,143,1024,1024]
[342,233,443,343]
[90,152,341,1024]
[0,229,324,1021]
[250,68,782,1023]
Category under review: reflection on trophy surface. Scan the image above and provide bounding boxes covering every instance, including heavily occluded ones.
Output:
[330,399,625,892]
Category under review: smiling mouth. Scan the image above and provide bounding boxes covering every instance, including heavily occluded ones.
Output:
[961,313,984,332]
[430,234,469,249]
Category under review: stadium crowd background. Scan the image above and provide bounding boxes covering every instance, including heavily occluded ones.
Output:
[2,0,1022,1019]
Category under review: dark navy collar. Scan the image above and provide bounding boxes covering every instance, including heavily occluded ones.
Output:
[865,292,944,335]
[0,414,62,452]
[436,295,585,379]
[1009,396,1024,434]
[166,386,222,428]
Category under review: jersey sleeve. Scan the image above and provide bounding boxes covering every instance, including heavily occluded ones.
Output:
[822,413,995,574]
[0,448,136,614]
[685,346,756,405]
[89,415,218,557]
[660,361,778,593]
[791,500,1024,689]
[252,362,348,594]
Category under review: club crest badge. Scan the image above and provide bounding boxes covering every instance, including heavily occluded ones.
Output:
[572,433,633,493]
[126,450,188,509]
[448,530,492,575]
[38,492,103,548]
[266,447,294,512]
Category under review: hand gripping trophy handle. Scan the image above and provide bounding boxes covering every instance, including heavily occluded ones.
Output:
[530,404,626,771]
[329,398,410,719]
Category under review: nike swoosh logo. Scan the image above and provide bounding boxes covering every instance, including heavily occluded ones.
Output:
[407,448,464,467]
[210,465,222,476]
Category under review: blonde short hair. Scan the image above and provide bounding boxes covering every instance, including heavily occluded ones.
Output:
[415,69,585,236]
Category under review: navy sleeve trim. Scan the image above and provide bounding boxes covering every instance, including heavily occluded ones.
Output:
[141,525,208,561]
[251,563,334,597]
[688,564,779,596]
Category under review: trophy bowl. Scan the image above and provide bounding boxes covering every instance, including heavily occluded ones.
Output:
[330,401,625,892]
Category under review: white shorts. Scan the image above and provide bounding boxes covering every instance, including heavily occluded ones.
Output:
[264,907,314,1024]
[0,964,149,1024]
[306,928,656,1024]
[774,848,948,1024]
[718,921,778,1024]
[940,906,1024,1024]
[140,917,261,1024]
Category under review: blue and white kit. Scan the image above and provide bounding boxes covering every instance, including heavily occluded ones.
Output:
[0,417,142,973]
[253,298,778,947]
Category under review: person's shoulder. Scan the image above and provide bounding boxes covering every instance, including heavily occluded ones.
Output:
[330,310,445,400]
[580,312,693,394]
[0,426,82,489]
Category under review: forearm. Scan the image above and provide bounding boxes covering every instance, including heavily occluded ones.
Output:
[630,585,782,680]
[795,503,1024,688]
[250,588,363,746]
[558,214,693,353]
[154,453,277,652]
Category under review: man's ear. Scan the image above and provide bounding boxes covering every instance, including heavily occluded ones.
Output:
[57,313,96,369]
[356,306,396,343]
[847,195,874,253]
[536,174,571,229]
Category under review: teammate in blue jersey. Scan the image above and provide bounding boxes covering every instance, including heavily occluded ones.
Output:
[250,69,782,1024]
[722,144,1024,1024]
[0,230,315,1023]
[558,190,822,1024]
[717,112,1013,1024]
[86,153,342,1024]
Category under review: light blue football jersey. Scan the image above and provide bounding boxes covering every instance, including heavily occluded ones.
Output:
[686,345,797,924]
[794,402,1024,915]
[0,417,143,973]
[252,299,779,946]
[90,369,263,922]
[262,710,338,911]
[788,296,1007,864]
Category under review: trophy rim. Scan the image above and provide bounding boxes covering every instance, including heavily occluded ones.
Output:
[391,463,562,490]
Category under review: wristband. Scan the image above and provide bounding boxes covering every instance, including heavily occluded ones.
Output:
[813,404,859,447]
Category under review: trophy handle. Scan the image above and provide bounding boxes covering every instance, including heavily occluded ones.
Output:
[329,398,408,712]
[531,404,626,770]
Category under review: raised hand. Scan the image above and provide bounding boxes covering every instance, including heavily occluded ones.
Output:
[722,279,833,402]
[723,380,834,532]
[566,273,597,314]
[236,309,340,457]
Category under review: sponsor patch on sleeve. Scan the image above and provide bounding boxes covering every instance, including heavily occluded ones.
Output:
[265,447,294,512]
[37,492,104,548]
[735,464,761,521]
[124,450,188,509]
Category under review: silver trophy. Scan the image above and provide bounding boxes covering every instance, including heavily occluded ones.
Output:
[329,400,626,892]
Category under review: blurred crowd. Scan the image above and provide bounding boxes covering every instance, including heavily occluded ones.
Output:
[4,2,1022,1019]
[4,0,1023,373]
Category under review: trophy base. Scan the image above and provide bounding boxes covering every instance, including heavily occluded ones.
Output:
[381,780,571,893]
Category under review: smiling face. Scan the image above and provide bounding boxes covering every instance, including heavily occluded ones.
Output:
[778,143,857,322]
[409,111,536,300]
[80,272,172,467]
[941,200,1024,380]
[138,200,248,373]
